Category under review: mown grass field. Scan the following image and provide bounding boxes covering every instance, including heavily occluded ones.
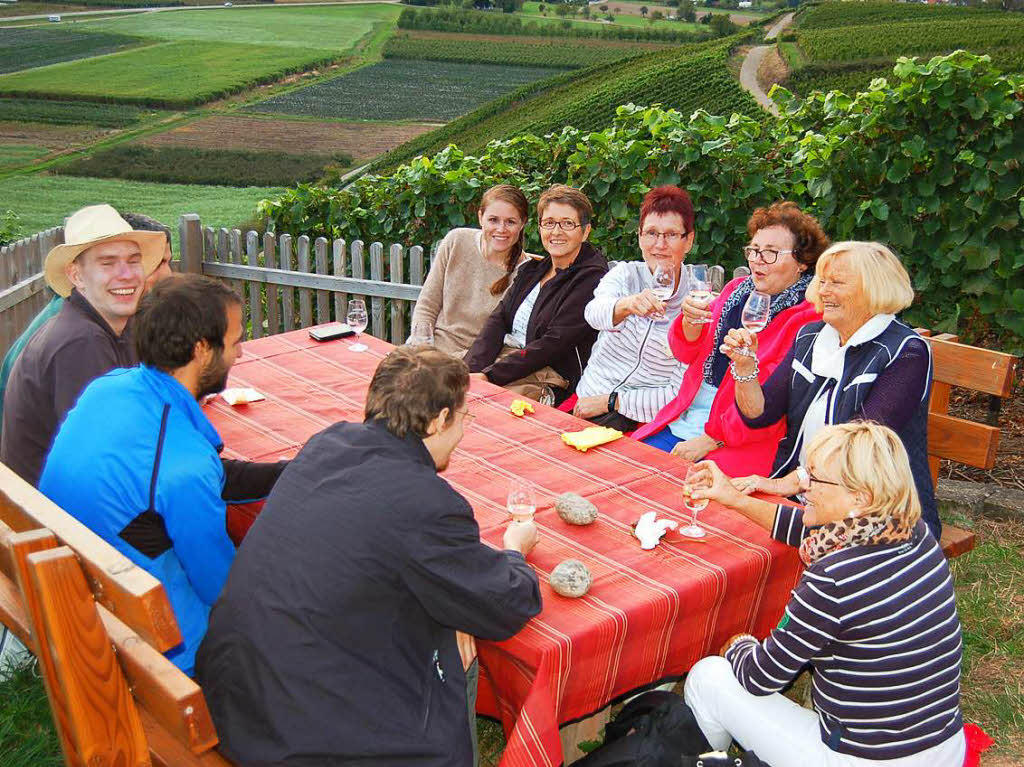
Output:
[0,175,283,251]
[0,40,341,107]
[0,26,141,74]
[247,59,562,122]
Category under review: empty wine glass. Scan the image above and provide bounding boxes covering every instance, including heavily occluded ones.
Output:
[406,321,434,346]
[506,478,536,524]
[680,464,708,539]
[687,264,713,324]
[347,298,368,352]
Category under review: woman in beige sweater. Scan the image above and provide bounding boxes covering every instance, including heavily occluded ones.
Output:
[411,184,536,356]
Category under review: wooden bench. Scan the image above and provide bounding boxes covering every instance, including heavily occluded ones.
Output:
[0,462,232,767]
[917,330,1018,558]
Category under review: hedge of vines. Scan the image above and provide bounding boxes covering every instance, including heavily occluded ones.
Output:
[259,52,1024,349]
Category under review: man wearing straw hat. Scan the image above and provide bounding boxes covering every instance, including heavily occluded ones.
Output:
[1,204,166,486]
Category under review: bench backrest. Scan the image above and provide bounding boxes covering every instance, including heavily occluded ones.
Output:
[0,464,227,767]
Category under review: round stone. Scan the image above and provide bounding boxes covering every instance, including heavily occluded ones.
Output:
[554,492,598,526]
[549,559,592,598]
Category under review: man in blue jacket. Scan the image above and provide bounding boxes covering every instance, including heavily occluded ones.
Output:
[39,275,284,675]
[197,346,543,767]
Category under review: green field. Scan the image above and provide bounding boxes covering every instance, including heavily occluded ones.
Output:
[82,4,400,47]
[0,26,141,74]
[383,32,655,69]
[0,98,161,127]
[248,59,562,121]
[0,40,342,107]
[797,0,1001,29]
[517,1,702,31]
[0,144,50,170]
[0,175,282,251]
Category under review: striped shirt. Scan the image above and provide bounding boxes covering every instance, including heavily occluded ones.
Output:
[726,505,963,760]
[576,262,688,422]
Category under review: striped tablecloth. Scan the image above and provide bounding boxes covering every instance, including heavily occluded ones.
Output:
[209,329,803,767]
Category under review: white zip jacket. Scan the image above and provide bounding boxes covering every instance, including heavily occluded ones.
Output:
[576,262,688,423]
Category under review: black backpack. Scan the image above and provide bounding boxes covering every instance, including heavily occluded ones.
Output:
[572,690,770,767]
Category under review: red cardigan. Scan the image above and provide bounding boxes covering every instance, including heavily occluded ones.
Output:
[631,278,820,477]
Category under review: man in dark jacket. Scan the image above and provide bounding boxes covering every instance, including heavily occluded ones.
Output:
[197,346,542,767]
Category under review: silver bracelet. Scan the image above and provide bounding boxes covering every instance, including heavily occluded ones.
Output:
[729,358,759,383]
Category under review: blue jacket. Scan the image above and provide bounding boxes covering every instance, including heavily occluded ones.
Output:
[40,365,236,675]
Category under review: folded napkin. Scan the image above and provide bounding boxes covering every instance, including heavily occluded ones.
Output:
[221,388,265,406]
[510,399,535,417]
[561,425,622,452]
[634,511,677,550]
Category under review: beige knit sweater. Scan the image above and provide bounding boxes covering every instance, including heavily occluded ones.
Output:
[411,228,535,357]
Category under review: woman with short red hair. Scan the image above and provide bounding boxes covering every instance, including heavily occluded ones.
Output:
[632,202,828,477]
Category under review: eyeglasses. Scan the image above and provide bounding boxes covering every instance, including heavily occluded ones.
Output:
[743,246,795,265]
[539,219,582,232]
[458,408,476,424]
[640,230,687,244]
[803,467,842,487]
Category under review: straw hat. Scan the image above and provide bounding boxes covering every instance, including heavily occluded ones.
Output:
[44,204,167,298]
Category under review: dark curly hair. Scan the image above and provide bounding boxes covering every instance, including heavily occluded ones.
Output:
[746,201,830,272]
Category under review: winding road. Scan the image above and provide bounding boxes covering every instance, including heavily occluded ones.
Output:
[739,11,794,116]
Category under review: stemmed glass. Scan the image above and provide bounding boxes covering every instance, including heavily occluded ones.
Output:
[506,478,536,524]
[680,464,708,538]
[347,298,369,352]
[737,290,770,358]
[650,263,675,319]
[406,321,434,346]
[687,264,713,324]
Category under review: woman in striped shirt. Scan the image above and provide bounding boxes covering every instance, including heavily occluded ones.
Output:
[682,421,966,767]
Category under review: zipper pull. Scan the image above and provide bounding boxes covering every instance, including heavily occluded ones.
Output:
[433,649,445,682]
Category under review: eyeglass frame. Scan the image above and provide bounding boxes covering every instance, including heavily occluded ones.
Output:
[456,407,476,424]
[539,218,583,232]
[639,229,689,244]
[798,465,842,488]
[743,246,796,265]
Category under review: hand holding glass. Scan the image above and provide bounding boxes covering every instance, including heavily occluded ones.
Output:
[680,464,708,538]
[347,299,369,352]
[507,479,536,524]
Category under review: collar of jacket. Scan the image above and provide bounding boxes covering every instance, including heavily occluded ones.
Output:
[138,364,224,451]
[68,288,130,342]
[525,242,606,280]
[363,418,437,471]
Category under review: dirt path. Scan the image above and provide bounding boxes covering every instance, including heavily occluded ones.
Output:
[739,11,794,116]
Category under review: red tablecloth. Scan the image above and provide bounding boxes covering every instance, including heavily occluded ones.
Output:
[209,329,803,767]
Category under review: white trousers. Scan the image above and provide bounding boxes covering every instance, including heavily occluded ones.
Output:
[683,656,966,767]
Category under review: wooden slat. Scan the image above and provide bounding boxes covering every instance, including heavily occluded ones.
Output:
[927,378,952,484]
[923,334,1017,397]
[246,232,263,339]
[0,463,183,652]
[928,412,1000,469]
[408,245,425,287]
[230,230,245,320]
[0,568,31,646]
[389,243,405,344]
[0,523,56,648]
[296,236,313,328]
[369,242,384,339]
[99,606,218,755]
[26,547,151,767]
[314,237,330,324]
[332,238,347,322]
[140,708,234,767]
[263,233,279,336]
[278,234,295,332]
[940,524,976,559]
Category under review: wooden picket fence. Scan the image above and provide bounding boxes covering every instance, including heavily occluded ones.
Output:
[0,215,431,356]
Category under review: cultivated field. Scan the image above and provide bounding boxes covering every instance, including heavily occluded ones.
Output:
[140,115,437,163]
[0,26,140,74]
[0,120,108,170]
[0,98,161,127]
[247,59,562,121]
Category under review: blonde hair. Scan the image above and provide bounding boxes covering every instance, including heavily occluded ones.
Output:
[805,422,921,526]
[806,241,915,315]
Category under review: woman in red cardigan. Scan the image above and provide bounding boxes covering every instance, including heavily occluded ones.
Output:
[632,203,828,477]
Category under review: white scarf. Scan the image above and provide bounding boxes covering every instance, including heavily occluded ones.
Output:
[810,313,896,381]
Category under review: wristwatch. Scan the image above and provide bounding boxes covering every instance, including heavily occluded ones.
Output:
[607,391,619,413]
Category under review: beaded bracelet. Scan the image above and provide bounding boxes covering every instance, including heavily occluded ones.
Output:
[729,358,759,383]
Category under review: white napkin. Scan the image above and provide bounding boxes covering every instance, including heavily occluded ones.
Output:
[221,388,265,406]
[634,511,677,550]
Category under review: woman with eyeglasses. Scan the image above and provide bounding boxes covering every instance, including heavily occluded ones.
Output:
[465,185,608,402]
[681,421,966,767]
[410,184,535,357]
[632,202,828,477]
[718,240,941,540]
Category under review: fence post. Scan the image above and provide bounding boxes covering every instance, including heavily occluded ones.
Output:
[179,215,202,274]
[389,244,405,344]
[369,243,384,341]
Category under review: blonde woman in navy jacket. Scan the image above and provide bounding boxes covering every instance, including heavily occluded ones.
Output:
[720,242,940,539]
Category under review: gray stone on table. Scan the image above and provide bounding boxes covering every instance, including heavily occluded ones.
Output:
[982,486,1024,521]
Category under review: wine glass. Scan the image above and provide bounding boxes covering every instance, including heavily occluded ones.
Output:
[406,321,434,346]
[741,291,770,334]
[650,262,676,310]
[347,298,368,352]
[687,264,713,324]
[680,464,708,539]
[506,478,536,524]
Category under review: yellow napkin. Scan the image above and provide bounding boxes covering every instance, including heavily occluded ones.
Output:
[561,426,623,452]
[510,399,535,417]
